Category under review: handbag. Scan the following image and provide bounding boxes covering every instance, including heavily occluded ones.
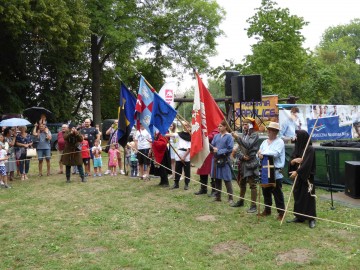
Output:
[215,155,228,168]
[104,140,111,153]
[26,148,37,158]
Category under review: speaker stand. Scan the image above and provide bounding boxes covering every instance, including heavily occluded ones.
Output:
[251,102,266,128]
[325,150,335,210]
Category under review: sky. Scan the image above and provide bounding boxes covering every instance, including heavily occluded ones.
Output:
[209,0,360,68]
[174,0,360,92]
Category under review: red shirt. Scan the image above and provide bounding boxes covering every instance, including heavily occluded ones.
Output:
[57,131,66,151]
[81,140,90,159]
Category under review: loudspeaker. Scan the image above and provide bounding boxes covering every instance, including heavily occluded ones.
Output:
[225,70,239,96]
[231,75,262,102]
[344,161,360,199]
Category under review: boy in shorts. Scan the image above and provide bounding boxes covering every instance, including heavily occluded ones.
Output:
[91,140,102,177]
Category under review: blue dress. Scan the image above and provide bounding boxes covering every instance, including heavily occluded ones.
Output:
[210,133,234,181]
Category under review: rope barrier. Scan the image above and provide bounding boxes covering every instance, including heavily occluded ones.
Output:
[131,144,360,229]
[3,142,360,229]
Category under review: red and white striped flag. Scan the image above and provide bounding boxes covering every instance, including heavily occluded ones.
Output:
[190,72,224,168]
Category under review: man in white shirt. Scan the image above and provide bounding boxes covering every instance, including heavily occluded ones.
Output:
[257,122,286,221]
[134,124,152,180]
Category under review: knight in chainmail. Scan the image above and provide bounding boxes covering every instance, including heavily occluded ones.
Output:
[231,118,260,213]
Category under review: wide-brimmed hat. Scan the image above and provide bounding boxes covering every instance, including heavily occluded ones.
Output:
[243,117,259,131]
[267,121,280,131]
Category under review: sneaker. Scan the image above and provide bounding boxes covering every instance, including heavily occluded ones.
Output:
[93,174,97,177]
[97,173,102,177]
[4,184,11,189]
[104,170,111,175]
[246,206,257,213]
[0,181,4,186]
[120,170,125,175]
[114,173,117,176]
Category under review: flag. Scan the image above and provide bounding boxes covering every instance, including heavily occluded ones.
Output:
[134,76,154,136]
[117,83,136,148]
[158,81,176,108]
[190,72,224,168]
[149,92,177,139]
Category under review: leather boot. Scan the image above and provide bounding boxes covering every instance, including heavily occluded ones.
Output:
[195,177,207,195]
[170,180,179,189]
[250,188,257,208]
[231,199,244,207]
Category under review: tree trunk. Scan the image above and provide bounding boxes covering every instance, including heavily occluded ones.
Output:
[90,34,102,126]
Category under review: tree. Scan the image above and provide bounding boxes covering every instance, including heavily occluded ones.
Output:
[87,0,224,125]
[241,0,309,98]
[0,0,90,120]
[314,19,360,104]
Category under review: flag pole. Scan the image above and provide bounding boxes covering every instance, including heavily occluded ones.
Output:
[192,69,232,133]
[280,117,319,225]
[142,76,156,92]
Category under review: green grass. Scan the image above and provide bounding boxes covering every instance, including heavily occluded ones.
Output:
[0,153,359,269]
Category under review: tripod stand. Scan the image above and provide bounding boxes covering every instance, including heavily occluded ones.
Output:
[325,150,335,210]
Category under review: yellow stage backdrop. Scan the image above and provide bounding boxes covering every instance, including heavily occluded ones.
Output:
[233,95,278,132]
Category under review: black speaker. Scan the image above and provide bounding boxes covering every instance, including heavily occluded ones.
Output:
[344,161,360,199]
[225,70,239,96]
[231,75,262,102]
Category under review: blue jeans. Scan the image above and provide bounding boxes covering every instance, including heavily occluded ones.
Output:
[37,149,51,160]
[19,153,30,174]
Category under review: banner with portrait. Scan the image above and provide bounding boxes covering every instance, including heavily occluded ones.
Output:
[278,104,360,141]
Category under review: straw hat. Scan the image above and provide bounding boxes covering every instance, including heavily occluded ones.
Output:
[267,121,280,131]
[243,117,259,131]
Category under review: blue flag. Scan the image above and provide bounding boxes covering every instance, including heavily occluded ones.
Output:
[149,92,177,139]
[117,83,136,147]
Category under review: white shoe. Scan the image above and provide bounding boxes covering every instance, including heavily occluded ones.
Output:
[104,170,111,175]
[120,170,125,175]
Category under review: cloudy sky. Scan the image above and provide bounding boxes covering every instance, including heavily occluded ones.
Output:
[172,0,359,92]
[209,0,360,67]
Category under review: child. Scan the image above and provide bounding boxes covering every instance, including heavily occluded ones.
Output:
[92,140,102,176]
[129,142,138,177]
[81,136,91,177]
[125,143,132,175]
[0,143,10,188]
[108,144,120,176]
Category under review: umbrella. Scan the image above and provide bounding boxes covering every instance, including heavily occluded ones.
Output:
[0,118,31,127]
[23,107,53,124]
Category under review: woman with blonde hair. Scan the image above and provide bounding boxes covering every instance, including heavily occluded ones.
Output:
[15,126,33,180]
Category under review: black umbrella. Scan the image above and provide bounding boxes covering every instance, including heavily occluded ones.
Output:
[23,107,54,124]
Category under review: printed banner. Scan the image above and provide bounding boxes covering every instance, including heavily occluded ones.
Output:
[234,95,278,132]
[278,104,359,141]
[307,116,352,140]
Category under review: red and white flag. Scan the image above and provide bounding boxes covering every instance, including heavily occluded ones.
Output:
[190,72,224,168]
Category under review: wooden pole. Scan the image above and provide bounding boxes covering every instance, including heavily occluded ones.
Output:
[280,117,319,225]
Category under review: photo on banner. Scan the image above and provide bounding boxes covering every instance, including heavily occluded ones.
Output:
[278,104,360,141]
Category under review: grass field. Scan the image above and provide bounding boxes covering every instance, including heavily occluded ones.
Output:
[0,153,359,269]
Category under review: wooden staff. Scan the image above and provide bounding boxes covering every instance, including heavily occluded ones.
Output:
[168,140,185,165]
[280,117,319,225]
